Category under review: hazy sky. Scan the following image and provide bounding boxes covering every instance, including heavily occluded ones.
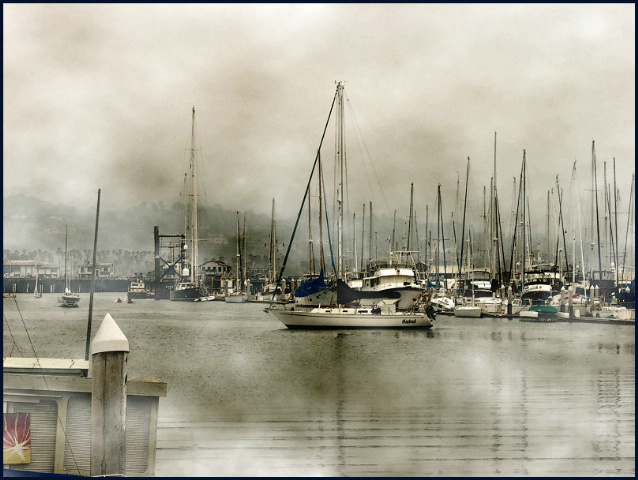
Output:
[3,3,635,225]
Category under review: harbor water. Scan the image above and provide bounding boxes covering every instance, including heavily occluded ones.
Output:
[3,293,635,476]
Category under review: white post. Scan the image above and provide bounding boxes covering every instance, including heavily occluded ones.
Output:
[91,313,130,477]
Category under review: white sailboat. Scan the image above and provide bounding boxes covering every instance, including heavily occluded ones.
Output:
[267,82,432,329]
[58,224,80,307]
[254,198,287,303]
[33,271,42,298]
[170,107,206,301]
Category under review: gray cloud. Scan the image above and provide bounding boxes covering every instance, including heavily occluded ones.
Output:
[3,4,634,231]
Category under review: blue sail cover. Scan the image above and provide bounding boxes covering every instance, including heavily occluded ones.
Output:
[295,270,327,297]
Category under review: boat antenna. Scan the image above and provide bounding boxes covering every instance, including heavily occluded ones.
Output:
[85,188,101,363]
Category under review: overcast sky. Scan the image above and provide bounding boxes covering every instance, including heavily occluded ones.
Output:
[3,3,635,227]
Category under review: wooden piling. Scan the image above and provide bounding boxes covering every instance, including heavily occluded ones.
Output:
[90,313,130,477]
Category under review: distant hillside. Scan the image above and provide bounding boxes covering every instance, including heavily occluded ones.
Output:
[3,194,428,276]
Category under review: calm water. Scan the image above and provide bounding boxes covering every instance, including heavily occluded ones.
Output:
[3,293,635,477]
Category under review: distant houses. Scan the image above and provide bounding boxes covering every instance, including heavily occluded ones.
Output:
[3,260,58,278]
[3,260,118,279]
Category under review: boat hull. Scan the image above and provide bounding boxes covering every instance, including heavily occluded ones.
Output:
[224,293,248,303]
[127,292,150,299]
[454,306,482,318]
[59,294,80,308]
[169,288,202,301]
[269,307,432,329]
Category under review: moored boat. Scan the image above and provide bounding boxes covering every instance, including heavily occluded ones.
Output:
[266,83,431,330]
[128,280,150,299]
[169,107,207,302]
[58,225,80,308]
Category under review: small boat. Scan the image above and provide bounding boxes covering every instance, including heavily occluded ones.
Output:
[529,305,559,315]
[429,291,456,314]
[194,295,216,302]
[127,280,149,299]
[33,272,42,298]
[58,225,80,308]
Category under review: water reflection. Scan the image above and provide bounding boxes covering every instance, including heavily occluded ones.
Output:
[3,296,634,476]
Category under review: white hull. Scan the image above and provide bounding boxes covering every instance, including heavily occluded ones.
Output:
[224,293,248,303]
[269,307,432,329]
[59,294,80,307]
[454,306,482,318]
[593,306,633,320]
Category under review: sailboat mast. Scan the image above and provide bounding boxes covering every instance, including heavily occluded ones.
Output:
[360,203,366,272]
[235,212,240,291]
[521,150,527,293]
[407,183,414,251]
[242,212,247,292]
[270,198,276,284]
[85,189,101,362]
[593,141,603,277]
[336,81,345,279]
[64,224,69,291]
[621,173,635,276]
[613,158,619,287]
[572,161,586,283]
[369,201,373,264]
[190,107,198,285]
[496,132,501,283]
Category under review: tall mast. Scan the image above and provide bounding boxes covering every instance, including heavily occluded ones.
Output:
[593,141,603,277]
[571,161,586,283]
[270,198,276,284]
[496,132,501,280]
[360,203,365,272]
[242,212,247,291]
[621,173,635,277]
[521,150,527,293]
[335,81,345,279]
[64,224,69,291]
[309,181,315,275]
[438,184,448,290]
[189,107,198,284]
[235,212,240,291]
[368,201,373,264]
[613,158,619,287]
[407,182,414,251]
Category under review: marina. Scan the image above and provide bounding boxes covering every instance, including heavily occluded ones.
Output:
[3,4,635,477]
[3,293,634,476]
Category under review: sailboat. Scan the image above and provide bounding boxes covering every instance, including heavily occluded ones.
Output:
[58,224,80,307]
[225,212,248,303]
[33,271,42,298]
[267,82,432,329]
[170,107,206,301]
[254,198,287,303]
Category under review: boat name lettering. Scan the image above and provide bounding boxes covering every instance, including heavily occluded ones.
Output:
[402,319,417,324]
